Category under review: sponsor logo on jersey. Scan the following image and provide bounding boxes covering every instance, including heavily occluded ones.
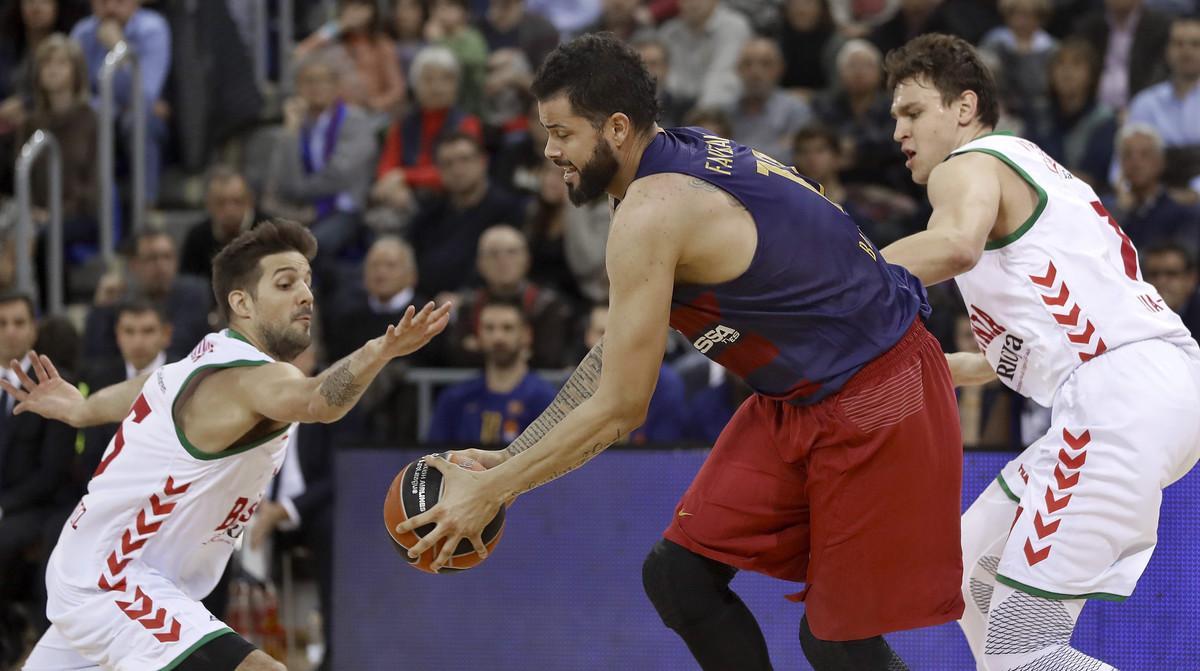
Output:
[189,338,214,362]
[693,325,740,354]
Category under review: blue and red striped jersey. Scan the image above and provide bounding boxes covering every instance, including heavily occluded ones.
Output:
[634,127,929,404]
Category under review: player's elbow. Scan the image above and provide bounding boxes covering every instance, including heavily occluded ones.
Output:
[594,391,650,438]
[944,232,983,275]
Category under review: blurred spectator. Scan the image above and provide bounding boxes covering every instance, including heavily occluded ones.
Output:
[179,167,258,282]
[491,94,545,197]
[264,52,375,270]
[952,311,1019,449]
[0,0,85,134]
[829,0,901,38]
[79,299,169,485]
[83,230,211,361]
[1104,123,1200,255]
[427,0,488,116]
[659,0,752,111]
[1023,38,1118,190]
[71,0,171,205]
[583,0,656,42]
[563,197,611,304]
[586,303,687,442]
[249,343,335,671]
[392,0,428,77]
[813,39,906,192]
[446,224,572,368]
[372,44,482,228]
[522,160,580,296]
[776,0,844,98]
[934,0,1003,44]
[408,132,526,297]
[793,124,917,247]
[324,236,426,362]
[869,0,951,56]
[728,37,812,164]
[18,35,98,304]
[1126,16,1200,190]
[980,0,1057,119]
[479,0,560,71]
[527,0,602,35]
[683,106,732,138]
[295,0,406,124]
[481,48,533,138]
[324,237,428,441]
[426,299,557,445]
[631,36,688,128]
[0,291,75,642]
[1073,0,1171,111]
[1142,242,1200,335]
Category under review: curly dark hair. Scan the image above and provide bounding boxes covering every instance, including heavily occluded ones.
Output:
[531,32,661,133]
[884,33,1000,129]
[212,219,318,322]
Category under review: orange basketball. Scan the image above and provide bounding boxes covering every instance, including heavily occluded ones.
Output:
[383,452,506,573]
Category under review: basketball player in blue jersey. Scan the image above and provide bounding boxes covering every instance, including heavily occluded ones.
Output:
[394,34,965,670]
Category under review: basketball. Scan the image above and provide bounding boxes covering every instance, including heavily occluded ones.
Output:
[383,452,506,573]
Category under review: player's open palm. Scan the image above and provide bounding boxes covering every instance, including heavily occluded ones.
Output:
[379,301,452,359]
[0,351,85,426]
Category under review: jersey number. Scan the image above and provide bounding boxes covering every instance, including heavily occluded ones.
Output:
[752,150,845,213]
[93,393,151,477]
[1090,201,1139,281]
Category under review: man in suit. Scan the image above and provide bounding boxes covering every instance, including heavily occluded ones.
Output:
[83,230,213,362]
[78,301,172,482]
[0,292,76,652]
[1073,0,1171,110]
[179,167,262,282]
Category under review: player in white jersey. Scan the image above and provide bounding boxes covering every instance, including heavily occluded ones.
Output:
[878,35,1200,670]
[1,220,450,671]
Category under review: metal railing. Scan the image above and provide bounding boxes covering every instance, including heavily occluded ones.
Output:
[249,0,296,95]
[98,40,145,264]
[14,130,64,314]
[408,367,571,439]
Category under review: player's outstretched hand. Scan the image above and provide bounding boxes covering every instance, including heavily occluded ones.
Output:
[393,454,505,573]
[379,301,452,359]
[0,351,85,426]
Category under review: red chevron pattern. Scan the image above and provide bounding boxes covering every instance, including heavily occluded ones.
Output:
[116,587,153,619]
[97,476,191,599]
[114,586,183,642]
[1024,539,1051,566]
[1028,262,1109,363]
[1024,427,1090,567]
[154,618,182,643]
[1029,261,1058,287]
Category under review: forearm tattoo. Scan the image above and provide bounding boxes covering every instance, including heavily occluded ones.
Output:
[318,360,364,407]
[515,429,622,496]
[503,340,605,460]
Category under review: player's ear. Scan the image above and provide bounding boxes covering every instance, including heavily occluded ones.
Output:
[609,112,632,147]
[228,289,253,320]
[958,90,979,126]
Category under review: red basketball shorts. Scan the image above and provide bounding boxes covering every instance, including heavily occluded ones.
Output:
[664,319,965,641]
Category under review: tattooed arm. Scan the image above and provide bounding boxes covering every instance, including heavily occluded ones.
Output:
[498,340,605,463]
[235,302,451,425]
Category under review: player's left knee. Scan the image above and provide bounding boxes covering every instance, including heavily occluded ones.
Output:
[641,539,734,629]
[798,616,908,671]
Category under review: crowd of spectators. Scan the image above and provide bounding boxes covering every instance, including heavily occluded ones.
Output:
[0,0,1198,666]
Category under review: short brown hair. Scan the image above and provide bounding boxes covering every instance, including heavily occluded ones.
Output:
[211,220,317,322]
[884,33,1000,129]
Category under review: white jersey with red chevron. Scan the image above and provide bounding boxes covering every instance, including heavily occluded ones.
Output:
[29,329,293,670]
[950,133,1198,406]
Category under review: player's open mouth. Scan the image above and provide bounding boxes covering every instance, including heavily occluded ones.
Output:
[562,166,578,181]
[903,149,916,168]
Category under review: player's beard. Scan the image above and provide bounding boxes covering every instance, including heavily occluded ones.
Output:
[485,343,522,369]
[261,313,312,362]
[567,139,620,206]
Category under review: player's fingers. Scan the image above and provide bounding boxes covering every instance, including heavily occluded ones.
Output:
[431,533,462,572]
[0,378,24,399]
[14,361,37,390]
[404,523,445,558]
[425,312,451,337]
[394,305,416,333]
[29,350,48,382]
[394,507,438,537]
[40,354,61,380]
[468,533,488,560]
[421,454,452,475]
